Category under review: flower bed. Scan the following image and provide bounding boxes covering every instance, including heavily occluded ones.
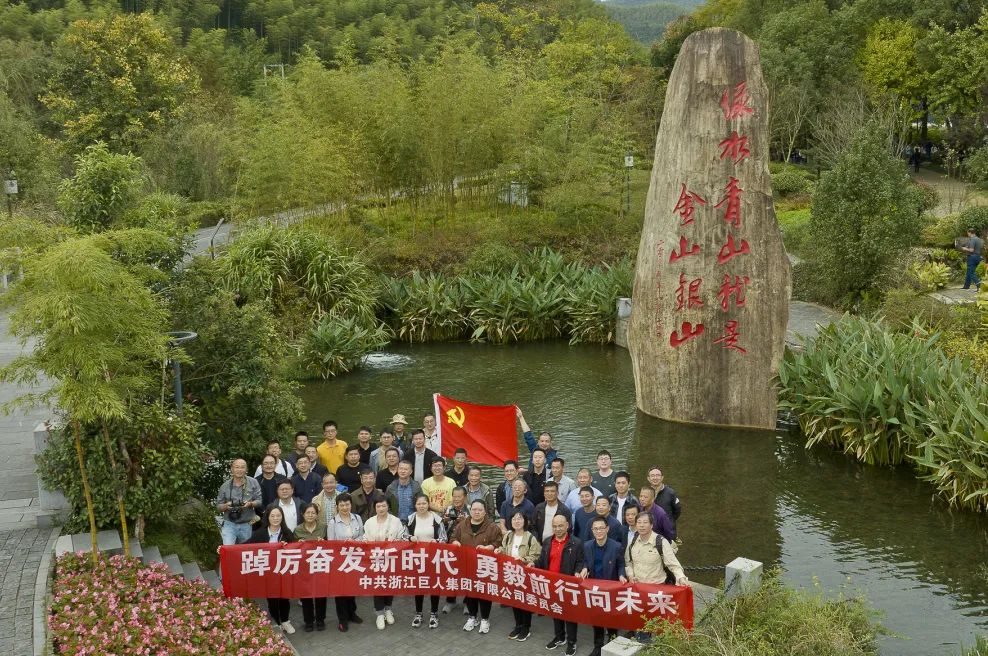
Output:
[50,552,293,655]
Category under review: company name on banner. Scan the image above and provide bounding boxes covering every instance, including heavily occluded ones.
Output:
[219,541,693,631]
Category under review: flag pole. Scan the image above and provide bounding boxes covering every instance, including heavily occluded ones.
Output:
[432,392,442,457]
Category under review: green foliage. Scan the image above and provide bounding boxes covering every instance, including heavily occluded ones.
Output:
[776,208,811,258]
[144,500,221,569]
[879,286,957,331]
[0,215,75,273]
[780,315,988,512]
[565,258,633,344]
[218,224,381,340]
[603,2,686,44]
[907,260,952,291]
[957,206,988,237]
[958,635,988,656]
[301,314,392,379]
[57,143,143,234]
[169,259,304,460]
[38,407,206,531]
[922,213,961,247]
[966,145,988,184]
[646,571,881,656]
[41,13,198,151]
[807,128,922,306]
[0,237,169,422]
[384,272,472,343]
[771,165,814,198]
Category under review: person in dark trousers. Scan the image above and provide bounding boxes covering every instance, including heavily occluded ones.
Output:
[962,228,984,290]
[535,514,585,655]
[523,448,550,505]
[246,506,297,634]
[581,516,627,656]
[294,503,327,631]
[910,147,922,173]
[401,429,440,483]
[449,500,502,634]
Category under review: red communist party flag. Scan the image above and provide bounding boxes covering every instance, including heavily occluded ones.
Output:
[433,394,518,466]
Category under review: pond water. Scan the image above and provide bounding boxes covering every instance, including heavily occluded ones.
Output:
[298,342,988,655]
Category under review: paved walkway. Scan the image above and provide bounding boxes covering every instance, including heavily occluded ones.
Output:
[911,168,987,217]
[287,596,624,655]
[787,300,841,348]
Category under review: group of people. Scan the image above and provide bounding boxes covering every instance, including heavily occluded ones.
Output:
[215,409,686,656]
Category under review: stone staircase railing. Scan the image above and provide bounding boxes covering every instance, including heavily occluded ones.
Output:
[53,529,222,591]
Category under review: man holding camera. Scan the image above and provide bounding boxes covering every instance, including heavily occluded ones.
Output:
[216,459,263,545]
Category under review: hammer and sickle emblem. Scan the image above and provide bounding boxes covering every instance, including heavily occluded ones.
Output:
[446,406,465,429]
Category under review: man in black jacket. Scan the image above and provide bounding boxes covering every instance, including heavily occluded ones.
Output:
[532,481,573,542]
[255,454,287,513]
[535,514,585,656]
[400,429,439,483]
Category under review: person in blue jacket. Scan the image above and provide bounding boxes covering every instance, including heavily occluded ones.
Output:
[515,407,558,469]
[580,516,627,656]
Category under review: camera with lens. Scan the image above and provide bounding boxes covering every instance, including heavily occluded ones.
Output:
[227,501,247,521]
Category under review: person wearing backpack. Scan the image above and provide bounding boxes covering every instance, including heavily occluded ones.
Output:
[625,511,688,643]
[496,510,542,642]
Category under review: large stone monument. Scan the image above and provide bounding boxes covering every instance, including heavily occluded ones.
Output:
[628,28,790,430]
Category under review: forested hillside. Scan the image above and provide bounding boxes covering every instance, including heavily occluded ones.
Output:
[0,0,665,226]
[603,2,686,44]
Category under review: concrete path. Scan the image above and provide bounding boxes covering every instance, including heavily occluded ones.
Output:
[930,284,979,305]
[910,168,987,218]
[0,311,49,532]
[786,300,841,348]
[288,596,633,656]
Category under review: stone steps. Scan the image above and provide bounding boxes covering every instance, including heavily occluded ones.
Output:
[141,545,162,566]
[182,560,203,582]
[201,569,222,591]
[162,553,183,576]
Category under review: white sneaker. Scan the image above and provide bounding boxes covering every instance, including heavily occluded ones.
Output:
[384,609,395,625]
[280,621,295,635]
[376,615,386,630]
[463,617,476,631]
[478,619,490,634]
[441,603,451,614]
[411,614,423,628]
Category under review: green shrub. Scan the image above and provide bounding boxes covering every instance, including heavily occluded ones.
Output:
[771,166,813,198]
[38,406,206,532]
[879,287,956,331]
[57,142,144,234]
[301,314,391,378]
[145,499,221,569]
[565,258,633,345]
[922,213,961,247]
[957,206,988,237]
[915,181,940,214]
[384,272,470,342]
[645,571,882,656]
[807,128,922,306]
[964,145,988,184]
[186,200,230,228]
[907,261,951,291]
[780,316,988,511]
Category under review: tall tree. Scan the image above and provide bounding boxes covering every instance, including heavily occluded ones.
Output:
[41,14,199,152]
[0,238,169,560]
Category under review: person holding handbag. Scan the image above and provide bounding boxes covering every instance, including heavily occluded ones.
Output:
[496,510,541,642]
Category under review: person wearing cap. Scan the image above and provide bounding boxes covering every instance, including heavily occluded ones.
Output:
[391,414,410,451]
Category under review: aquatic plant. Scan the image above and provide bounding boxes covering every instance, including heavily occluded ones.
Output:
[780,316,988,512]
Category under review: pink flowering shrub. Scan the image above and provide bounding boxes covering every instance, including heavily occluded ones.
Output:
[50,553,293,655]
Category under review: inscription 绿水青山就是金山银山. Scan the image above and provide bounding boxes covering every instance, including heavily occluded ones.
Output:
[629,28,791,429]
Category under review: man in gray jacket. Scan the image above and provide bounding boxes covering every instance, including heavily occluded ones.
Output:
[216,459,262,545]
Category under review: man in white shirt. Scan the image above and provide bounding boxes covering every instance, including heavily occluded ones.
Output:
[564,468,602,513]
[422,413,440,453]
[254,439,295,478]
[266,480,303,531]
[549,458,576,502]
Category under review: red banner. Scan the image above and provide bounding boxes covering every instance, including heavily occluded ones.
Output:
[433,394,518,466]
[219,541,693,631]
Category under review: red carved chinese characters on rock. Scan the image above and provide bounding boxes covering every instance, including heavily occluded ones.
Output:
[713,320,746,353]
[720,81,754,121]
[717,233,751,265]
[675,273,704,311]
[718,132,750,164]
[669,236,701,263]
[717,274,750,311]
[670,321,704,348]
[715,177,743,228]
[673,184,707,226]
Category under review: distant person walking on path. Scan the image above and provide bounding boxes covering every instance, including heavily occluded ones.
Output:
[910,147,922,173]
[962,228,983,290]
